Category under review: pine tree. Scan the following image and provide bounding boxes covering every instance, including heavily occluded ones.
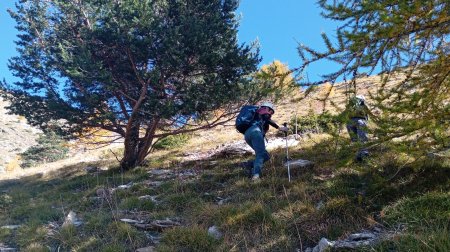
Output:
[2,0,260,170]
[298,0,449,152]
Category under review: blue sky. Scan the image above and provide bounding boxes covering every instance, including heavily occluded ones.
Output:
[0,0,339,84]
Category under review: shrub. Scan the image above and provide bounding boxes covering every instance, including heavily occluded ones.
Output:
[291,111,341,135]
[21,131,69,167]
[153,134,190,150]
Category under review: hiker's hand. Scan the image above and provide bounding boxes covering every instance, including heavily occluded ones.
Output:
[279,126,288,132]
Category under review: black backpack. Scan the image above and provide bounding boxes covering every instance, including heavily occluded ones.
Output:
[235,105,258,134]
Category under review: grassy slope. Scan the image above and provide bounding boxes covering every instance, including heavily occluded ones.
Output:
[0,75,449,251]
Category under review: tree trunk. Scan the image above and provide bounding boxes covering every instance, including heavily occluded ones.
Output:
[120,119,159,170]
[121,123,141,170]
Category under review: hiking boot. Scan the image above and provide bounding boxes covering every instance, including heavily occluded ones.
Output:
[251,174,261,182]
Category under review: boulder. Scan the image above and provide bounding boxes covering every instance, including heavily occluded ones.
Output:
[284,159,314,170]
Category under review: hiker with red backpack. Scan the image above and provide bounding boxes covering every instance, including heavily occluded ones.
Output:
[236,102,288,181]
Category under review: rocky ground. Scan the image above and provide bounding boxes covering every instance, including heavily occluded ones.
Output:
[0,98,41,172]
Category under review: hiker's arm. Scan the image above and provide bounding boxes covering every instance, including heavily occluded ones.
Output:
[268,119,279,129]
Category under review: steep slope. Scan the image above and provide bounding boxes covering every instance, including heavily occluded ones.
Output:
[0,98,41,172]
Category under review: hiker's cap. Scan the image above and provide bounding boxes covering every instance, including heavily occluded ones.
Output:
[260,102,275,111]
[355,95,365,101]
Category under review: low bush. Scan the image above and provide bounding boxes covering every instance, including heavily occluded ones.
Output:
[290,111,341,135]
[21,131,69,168]
[153,134,191,150]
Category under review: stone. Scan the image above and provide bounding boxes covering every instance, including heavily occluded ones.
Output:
[284,159,314,169]
[62,211,83,227]
[144,181,163,187]
[136,246,155,252]
[348,232,376,241]
[317,238,334,252]
[315,200,324,210]
[0,244,17,252]
[0,225,21,230]
[134,218,181,231]
[208,225,222,239]
[116,182,133,190]
[85,166,99,173]
[148,169,171,176]
[120,219,143,224]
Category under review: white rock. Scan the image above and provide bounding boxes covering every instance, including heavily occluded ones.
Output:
[62,211,82,227]
[120,219,143,224]
[285,159,314,169]
[316,238,334,252]
[135,246,155,252]
[0,225,21,230]
[149,169,171,175]
[208,225,222,239]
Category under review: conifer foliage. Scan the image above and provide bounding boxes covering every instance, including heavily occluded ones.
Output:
[298,0,449,151]
[3,0,259,169]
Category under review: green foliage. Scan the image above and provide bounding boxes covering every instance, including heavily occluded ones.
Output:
[153,134,191,150]
[4,0,260,170]
[291,111,341,134]
[21,132,69,168]
[298,0,450,154]
[158,226,220,252]
[250,60,298,103]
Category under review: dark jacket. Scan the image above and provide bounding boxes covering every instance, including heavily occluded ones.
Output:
[252,113,279,135]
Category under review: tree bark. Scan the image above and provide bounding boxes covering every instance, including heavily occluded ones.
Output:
[121,121,141,170]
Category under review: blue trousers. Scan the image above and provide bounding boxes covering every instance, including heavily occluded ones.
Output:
[244,125,270,176]
[346,118,369,159]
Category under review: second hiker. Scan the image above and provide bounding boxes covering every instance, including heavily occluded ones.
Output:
[342,95,374,161]
[239,102,288,181]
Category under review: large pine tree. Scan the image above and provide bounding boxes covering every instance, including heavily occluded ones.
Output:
[3,0,260,170]
[298,0,449,152]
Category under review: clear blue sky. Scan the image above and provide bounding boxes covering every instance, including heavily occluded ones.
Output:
[0,0,339,84]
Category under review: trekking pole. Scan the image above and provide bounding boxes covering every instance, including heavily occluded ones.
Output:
[283,123,291,182]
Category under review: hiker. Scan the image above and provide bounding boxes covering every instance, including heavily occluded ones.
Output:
[238,102,288,181]
[343,95,372,161]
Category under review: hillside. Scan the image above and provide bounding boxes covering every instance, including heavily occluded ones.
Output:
[0,98,41,173]
[0,74,449,251]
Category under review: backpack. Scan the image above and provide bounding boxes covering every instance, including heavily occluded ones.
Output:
[349,97,367,119]
[235,105,259,134]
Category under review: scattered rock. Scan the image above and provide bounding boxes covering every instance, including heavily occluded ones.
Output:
[62,211,83,227]
[136,246,155,252]
[148,169,172,176]
[315,200,324,210]
[120,219,144,224]
[0,243,17,252]
[208,225,222,240]
[134,218,181,231]
[285,159,314,170]
[145,231,162,244]
[304,228,387,252]
[85,166,99,173]
[144,180,163,187]
[216,196,231,205]
[116,182,133,190]
[177,169,198,178]
[138,195,159,203]
[0,225,21,230]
